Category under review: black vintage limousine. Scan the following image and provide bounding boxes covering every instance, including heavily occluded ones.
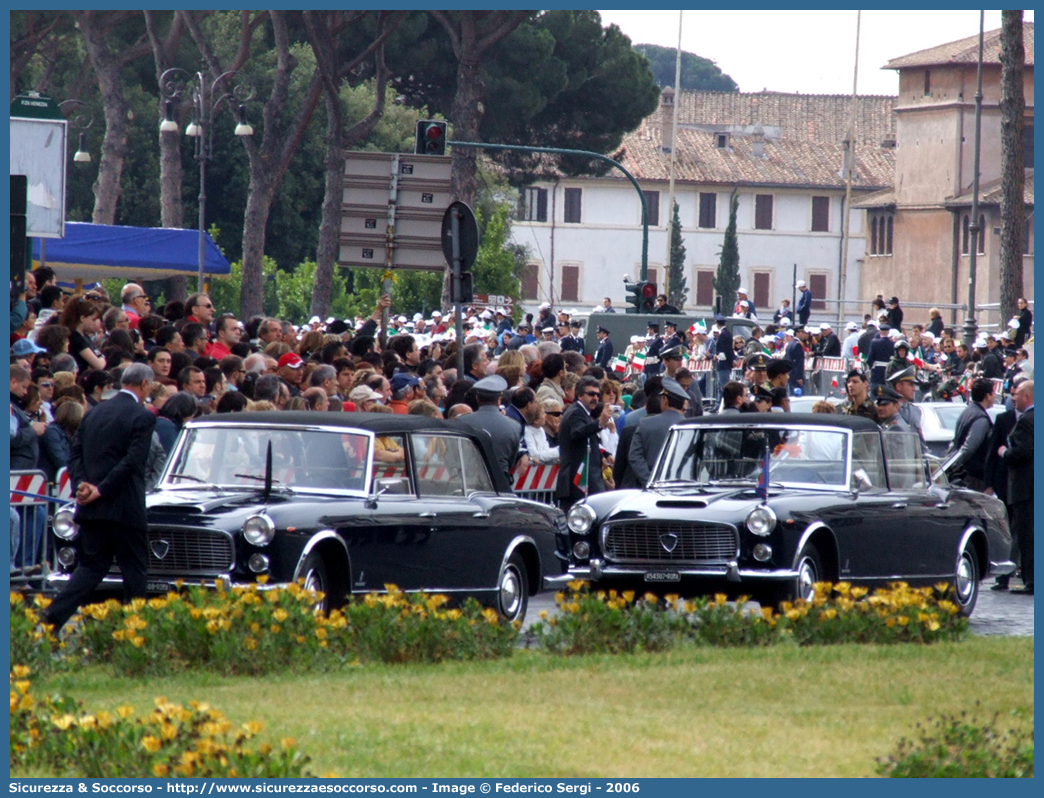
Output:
[558,414,1013,616]
[50,412,569,622]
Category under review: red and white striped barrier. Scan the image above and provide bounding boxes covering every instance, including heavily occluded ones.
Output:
[10,471,48,504]
[512,464,559,492]
[55,468,73,501]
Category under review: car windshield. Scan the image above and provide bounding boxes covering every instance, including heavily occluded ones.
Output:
[161,425,372,493]
[656,425,849,488]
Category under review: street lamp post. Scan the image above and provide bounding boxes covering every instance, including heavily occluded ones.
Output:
[159,64,254,291]
[58,99,95,163]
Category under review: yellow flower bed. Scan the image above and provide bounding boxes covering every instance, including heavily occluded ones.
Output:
[10,667,324,778]
[528,580,968,655]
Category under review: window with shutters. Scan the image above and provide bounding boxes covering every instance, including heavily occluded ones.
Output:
[962,214,970,254]
[521,262,540,299]
[698,193,717,229]
[564,188,582,224]
[809,273,827,311]
[642,191,660,227]
[754,194,773,230]
[560,264,580,301]
[753,271,771,312]
[695,270,715,307]
[977,214,986,255]
[520,187,547,222]
[811,196,830,232]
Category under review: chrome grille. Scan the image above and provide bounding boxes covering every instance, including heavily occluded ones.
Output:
[111,527,234,576]
[603,521,738,564]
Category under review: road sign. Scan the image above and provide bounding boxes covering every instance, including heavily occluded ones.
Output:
[338,151,453,272]
[441,201,478,271]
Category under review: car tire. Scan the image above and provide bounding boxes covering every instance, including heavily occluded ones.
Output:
[952,543,979,617]
[299,552,330,613]
[764,543,822,607]
[497,552,529,624]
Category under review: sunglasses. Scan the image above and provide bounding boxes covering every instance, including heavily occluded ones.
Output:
[200,303,214,309]
[584,391,602,398]
[545,411,563,417]
[38,382,54,388]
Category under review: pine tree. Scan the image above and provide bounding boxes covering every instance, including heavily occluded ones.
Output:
[714,195,741,315]
[667,200,688,309]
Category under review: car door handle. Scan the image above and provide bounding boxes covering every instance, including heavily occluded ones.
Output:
[935,503,950,510]
[891,502,908,509]
[472,511,490,519]
[419,511,436,518]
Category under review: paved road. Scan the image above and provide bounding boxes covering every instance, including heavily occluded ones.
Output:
[527,579,1034,637]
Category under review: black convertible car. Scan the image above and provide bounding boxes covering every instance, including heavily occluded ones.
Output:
[49,412,569,622]
[557,414,1013,616]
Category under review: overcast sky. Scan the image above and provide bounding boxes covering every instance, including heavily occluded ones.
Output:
[598,9,1033,96]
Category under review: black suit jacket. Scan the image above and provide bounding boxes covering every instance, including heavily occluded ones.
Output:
[1002,407,1033,504]
[68,391,157,529]
[983,408,1017,502]
[556,402,606,501]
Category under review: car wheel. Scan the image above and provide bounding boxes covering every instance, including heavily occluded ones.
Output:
[299,552,329,613]
[770,543,822,606]
[952,543,979,617]
[497,553,529,624]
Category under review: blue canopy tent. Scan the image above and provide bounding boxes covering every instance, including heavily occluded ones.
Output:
[31,222,232,282]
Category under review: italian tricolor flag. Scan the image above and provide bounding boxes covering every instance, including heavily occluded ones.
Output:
[633,350,647,368]
[613,355,628,373]
[573,457,589,495]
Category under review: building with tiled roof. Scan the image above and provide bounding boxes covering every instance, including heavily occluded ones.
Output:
[512,88,899,319]
[855,22,1034,330]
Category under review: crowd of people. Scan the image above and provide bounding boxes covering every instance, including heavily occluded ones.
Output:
[9,267,1034,593]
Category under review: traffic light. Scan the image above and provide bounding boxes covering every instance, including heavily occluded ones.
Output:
[640,281,657,312]
[452,271,474,304]
[624,279,657,313]
[415,120,447,156]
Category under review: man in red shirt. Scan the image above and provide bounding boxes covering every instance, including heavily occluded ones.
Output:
[388,372,425,414]
[120,283,150,330]
[205,316,241,360]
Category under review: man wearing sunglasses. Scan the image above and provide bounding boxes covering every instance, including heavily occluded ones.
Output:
[556,375,613,510]
[185,293,216,340]
[120,283,151,330]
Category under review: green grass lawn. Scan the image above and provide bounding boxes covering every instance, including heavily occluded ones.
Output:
[36,636,1033,778]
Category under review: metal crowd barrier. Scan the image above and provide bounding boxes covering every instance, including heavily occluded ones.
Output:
[512,464,559,505]
[9,468,68,590]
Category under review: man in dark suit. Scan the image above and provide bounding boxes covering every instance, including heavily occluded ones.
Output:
[593,326,614,370]
[1001,380,1033,594]
[629,378,688,487]
[984,399,1018,589]
[44,363,157,630]
[556,375,611,510]
[714,316,734,399]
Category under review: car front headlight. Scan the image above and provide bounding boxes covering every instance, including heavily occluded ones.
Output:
[242,513,276,546]
[52,506,78,540]
[566,503,597,535]
[746,505,777,537]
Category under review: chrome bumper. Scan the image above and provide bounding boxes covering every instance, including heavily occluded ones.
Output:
[45,573,235,591]
[545,559,799,586]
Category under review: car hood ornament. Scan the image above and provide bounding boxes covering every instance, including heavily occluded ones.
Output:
[151,540,171,560]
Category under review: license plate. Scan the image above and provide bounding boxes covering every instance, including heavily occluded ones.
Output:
[147,580,171,593]
[644,571,681,583]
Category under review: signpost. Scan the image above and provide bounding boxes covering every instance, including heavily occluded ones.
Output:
[10,92,67,239]
[442,201,479,378]
[338,151,452,272]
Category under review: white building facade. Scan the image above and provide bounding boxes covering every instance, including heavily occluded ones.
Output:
[512,89,897,323]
